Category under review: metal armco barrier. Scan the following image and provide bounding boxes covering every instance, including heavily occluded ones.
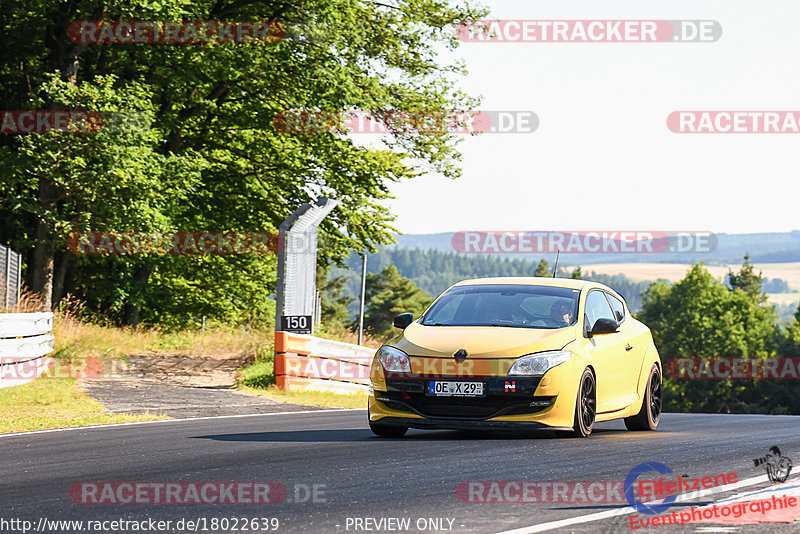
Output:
[274,331,375,394]
[0,312,56,388]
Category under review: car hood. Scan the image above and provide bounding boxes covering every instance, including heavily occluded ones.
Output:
[391,322,577,359]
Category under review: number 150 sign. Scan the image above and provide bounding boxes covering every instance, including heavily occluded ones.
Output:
[281,315,312,334]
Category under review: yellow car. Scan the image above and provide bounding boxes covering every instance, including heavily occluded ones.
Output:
[368,277,662,438]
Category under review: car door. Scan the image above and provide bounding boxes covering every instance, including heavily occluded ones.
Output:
[604,291,643,407]
[582,289,631,414]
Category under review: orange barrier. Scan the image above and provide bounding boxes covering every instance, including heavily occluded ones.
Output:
[274,331,375,394]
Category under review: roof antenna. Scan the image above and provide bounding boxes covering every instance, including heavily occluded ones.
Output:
[552,248,560,277]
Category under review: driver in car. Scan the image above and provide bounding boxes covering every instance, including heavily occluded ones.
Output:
[483,304,505,324]
[550,301,574,327]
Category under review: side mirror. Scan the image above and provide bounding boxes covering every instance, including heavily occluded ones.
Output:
[392,313,414,329]
[588,317,619,337]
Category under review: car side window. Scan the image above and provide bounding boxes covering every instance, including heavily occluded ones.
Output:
[584,290,615,331]
[606,293,625,322]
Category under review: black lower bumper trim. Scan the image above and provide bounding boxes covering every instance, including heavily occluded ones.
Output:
[375,395,550,420]
[373,416,573,432]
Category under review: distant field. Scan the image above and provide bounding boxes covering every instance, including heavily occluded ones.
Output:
[581,262,800,307]
[762,293,800,306]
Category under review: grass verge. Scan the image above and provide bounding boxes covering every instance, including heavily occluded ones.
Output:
[0,374,167,434]
[54,313,273,361]
[239,384,368,409]
[8,290,369,431]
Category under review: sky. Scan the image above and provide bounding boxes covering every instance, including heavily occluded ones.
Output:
[377,0,800,235]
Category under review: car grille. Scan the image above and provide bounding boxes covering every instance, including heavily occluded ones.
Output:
[377,389,552,420]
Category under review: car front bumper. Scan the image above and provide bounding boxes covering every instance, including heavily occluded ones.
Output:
[371,415,573,432]
[368,352,589,430]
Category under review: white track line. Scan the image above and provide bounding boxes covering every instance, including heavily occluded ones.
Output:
[713,478,800,505]
[0,408,366,438]
[493,474,793,534]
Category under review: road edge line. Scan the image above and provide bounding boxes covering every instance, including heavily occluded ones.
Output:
[0,408,367,438]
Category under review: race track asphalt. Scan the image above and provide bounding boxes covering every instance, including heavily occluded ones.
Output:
[2,411,799,534]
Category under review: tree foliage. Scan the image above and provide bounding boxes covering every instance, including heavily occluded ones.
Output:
[0,0,487,326]
[317,265,354,327]
[728,253,767,304]
[637,263,796,414]
[361,264,431,340]
[534,258,550,277]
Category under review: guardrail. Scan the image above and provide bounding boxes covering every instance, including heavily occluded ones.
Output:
[274,331,374,394]
[0,312,56,388]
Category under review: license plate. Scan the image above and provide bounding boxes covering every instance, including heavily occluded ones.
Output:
[429,381,485,397]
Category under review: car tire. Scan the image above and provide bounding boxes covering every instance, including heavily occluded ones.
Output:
[624,364,661,431]
[557,368,595,438]
[369,422,408,438]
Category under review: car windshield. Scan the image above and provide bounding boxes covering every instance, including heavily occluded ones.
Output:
[420,284,580,329]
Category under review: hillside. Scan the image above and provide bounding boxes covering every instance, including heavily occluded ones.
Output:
[332,248,653,313]
[390,231,800,265]
[330,248,800,322]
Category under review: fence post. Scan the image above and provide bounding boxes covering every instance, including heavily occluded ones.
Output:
[358,253,367,345]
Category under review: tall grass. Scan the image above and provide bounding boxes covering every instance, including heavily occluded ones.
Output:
[9,284,48,313]
[3,289,273,362]
[10,288,377,393]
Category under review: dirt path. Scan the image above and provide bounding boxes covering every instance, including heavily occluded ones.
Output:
[81,380,328,418]
[80,353,328,418]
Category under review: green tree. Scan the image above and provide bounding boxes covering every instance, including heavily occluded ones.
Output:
[316,266,354,327]
[362,265,431,340]
[569,266,583,279]
[638,264,783,414]
[535,258,550,277]
[0,0,487,325]
[728,253,766,304]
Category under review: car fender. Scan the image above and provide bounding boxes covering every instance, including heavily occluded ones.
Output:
[629,341,662,415]
[532,345,593,428]
[560,339,595,384]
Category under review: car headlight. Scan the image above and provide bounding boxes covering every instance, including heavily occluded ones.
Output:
[508,350,571,376]
[376,346,411,373]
